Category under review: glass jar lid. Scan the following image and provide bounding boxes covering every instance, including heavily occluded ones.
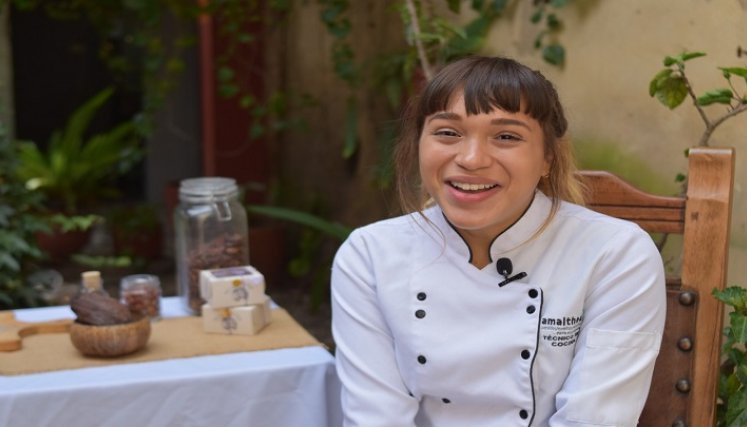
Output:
[179,177,239,203]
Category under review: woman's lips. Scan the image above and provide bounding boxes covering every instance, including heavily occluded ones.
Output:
[448,181,498,192]
[446,180,501,202]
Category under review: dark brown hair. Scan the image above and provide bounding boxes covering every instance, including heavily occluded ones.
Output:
[394,55,584,218]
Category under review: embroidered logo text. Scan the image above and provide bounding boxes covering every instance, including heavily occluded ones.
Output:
[540,315,583,348]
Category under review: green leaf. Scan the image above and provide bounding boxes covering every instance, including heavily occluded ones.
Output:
[246,205,352,241]
[652,75,688,109]
[217,66,235,82]
[551,0,570,7]
[649,69,673,97]
[491,0,509,13]
[680,51,707,62]
[724,388,747,427]
[237,33,255,44]
[736,362,747,385]
[470,0,484,11]
[239,95,256,109]
[546,13,561,31]
[219,83,240,98]
[57,88,115,158]
[320,6,341,25]
[714,287,747,312]
[432,16,467,40]
[542,44,565,66]
[719,67,747,78]
[442,15,495,61]
[530,9,543,24]
[663,56,678,67]
[697,88,734,106]
[48,214,99,232]
[729,313,747,345]
[0,252,20,272]
[675,173,686,183]
[342,100,358,158]
[447,0,461,13]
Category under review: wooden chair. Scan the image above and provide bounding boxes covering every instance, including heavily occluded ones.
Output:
[578,147,735,427]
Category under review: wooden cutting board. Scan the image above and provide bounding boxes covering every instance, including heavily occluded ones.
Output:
[0,311,73,351]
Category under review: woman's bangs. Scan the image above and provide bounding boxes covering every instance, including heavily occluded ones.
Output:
[417,56,557,129]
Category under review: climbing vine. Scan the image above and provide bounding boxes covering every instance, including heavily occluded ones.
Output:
[317,0,573,175]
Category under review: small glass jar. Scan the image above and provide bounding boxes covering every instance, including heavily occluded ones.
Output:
[174,177,249,314]
[120,274,162,320]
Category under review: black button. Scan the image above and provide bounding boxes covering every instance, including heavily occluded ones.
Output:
[417,292,427,301]
[415,309,426,319]
[442,398,451,404]
[526,305,536,314]
[519,409,529,419]
[528,289,538,298]
[521,350,531,359]
[408,391,414,397]
[417,355,427,364]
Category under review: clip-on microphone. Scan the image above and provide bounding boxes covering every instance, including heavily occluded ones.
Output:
[496,257,527,287]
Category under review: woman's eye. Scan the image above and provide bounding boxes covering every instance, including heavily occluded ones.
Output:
[495,133,522,142]
[434,129,460,137]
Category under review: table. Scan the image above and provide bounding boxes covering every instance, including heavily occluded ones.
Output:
[0,298,342,427]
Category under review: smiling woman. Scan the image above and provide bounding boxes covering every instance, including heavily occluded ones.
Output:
[331,56,666,427]
[418,93,550,267]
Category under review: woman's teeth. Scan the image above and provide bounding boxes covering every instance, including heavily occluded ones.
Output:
[450,181,497,192]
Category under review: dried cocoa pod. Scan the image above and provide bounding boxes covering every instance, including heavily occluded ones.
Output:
[71,292,133,326]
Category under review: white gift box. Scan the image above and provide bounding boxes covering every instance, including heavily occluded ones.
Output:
[199,265,266,308]
[202,298,272,335]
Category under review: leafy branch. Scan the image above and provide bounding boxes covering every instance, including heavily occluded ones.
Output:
[713,286,747,427]
[404,0,434,81]
[649,51,747,147]
[651,51,747,427]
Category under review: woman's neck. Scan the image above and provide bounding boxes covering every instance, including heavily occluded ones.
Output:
[459,230,494,269]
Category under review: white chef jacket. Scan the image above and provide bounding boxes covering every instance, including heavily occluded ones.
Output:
[331,191,666,427]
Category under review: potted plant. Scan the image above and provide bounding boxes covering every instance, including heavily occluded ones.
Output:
[106,202,163,261]
[0,123,50,308]
[15,87,143,261]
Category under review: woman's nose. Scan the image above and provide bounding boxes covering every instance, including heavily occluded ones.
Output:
[454,139,491,170]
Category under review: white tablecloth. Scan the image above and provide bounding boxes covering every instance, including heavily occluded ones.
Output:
[0,298,342,427]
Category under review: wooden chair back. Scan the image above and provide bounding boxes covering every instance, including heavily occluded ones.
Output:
[578,147,735,427]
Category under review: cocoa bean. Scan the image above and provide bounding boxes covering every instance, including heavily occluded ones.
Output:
[71,292,134,326]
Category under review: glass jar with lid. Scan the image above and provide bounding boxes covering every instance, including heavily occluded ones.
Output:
[174,177,249,314]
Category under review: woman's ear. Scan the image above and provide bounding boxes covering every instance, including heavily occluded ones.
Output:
[542,153,553,178]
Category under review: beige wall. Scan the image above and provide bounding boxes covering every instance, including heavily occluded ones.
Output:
[480,0,747,284]
[273,0,405,226]
[276,0,746,284]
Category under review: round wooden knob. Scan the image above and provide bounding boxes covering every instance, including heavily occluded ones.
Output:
[675,378,691,393]
[677,337,693,352]
[678,291,696,306]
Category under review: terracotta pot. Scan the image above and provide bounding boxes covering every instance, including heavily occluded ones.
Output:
[35,227,91,262]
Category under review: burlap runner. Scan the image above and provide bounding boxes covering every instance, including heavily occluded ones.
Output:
[0,308,322,376]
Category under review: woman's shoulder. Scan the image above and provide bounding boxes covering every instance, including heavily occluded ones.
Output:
[348,211,415,239]
[342,211,423,247]
[554,200,651,240]
[342,207,443,253]
[547,200,663,271]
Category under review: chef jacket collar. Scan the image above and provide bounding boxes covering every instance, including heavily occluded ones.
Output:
[423,190,552,264]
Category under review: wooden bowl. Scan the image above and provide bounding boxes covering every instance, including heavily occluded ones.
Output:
[69,316,151,357]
